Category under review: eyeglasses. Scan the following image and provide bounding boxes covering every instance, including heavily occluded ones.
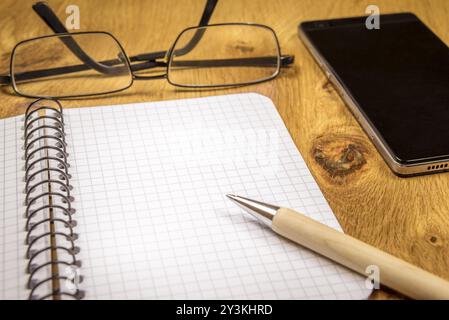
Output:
[0,1,294,99]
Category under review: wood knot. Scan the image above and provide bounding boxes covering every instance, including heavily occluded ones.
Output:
[312,135,368,179]
[229,40,255,53]
[322,81,335,95]
[427,233,444,247]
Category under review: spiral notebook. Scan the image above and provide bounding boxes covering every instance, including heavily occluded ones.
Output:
[0,93,372,300]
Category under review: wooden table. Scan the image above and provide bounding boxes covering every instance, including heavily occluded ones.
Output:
[1,0,448,299]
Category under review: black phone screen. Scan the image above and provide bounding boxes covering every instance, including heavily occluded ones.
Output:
[301,13,449,164]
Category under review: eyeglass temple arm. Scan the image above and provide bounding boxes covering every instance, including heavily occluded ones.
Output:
[0,53,293,85]
[32,2,122,75]
[31,0,218,64]
[133,0,219,62]
[10,55,293,84]
[0,76,10,85]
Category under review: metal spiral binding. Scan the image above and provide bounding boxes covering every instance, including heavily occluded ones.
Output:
[22,98,84,300]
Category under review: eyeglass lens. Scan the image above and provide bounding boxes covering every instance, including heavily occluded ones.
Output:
[168,24,281,87]
[11,33,133,98]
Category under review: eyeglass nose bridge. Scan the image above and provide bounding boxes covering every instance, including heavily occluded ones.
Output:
[129,53,169,80]
[131,60,169,80]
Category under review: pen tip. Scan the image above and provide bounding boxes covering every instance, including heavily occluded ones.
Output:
[225,194,277,226]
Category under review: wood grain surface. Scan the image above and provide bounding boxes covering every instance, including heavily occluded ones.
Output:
[1,0,448,299]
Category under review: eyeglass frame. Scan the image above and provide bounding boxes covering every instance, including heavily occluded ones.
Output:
[1,0,294,99]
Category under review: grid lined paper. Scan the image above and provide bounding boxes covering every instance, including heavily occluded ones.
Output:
[61,93,371,299]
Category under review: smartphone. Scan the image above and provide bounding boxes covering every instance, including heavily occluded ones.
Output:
[298,13,449,177]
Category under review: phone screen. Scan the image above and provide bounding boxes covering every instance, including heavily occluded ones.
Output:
[301,13,449,164]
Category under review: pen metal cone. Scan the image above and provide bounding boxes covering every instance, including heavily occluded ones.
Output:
[226,194,279,227]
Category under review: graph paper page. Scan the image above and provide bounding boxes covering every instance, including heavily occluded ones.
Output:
[63,93,371,299]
